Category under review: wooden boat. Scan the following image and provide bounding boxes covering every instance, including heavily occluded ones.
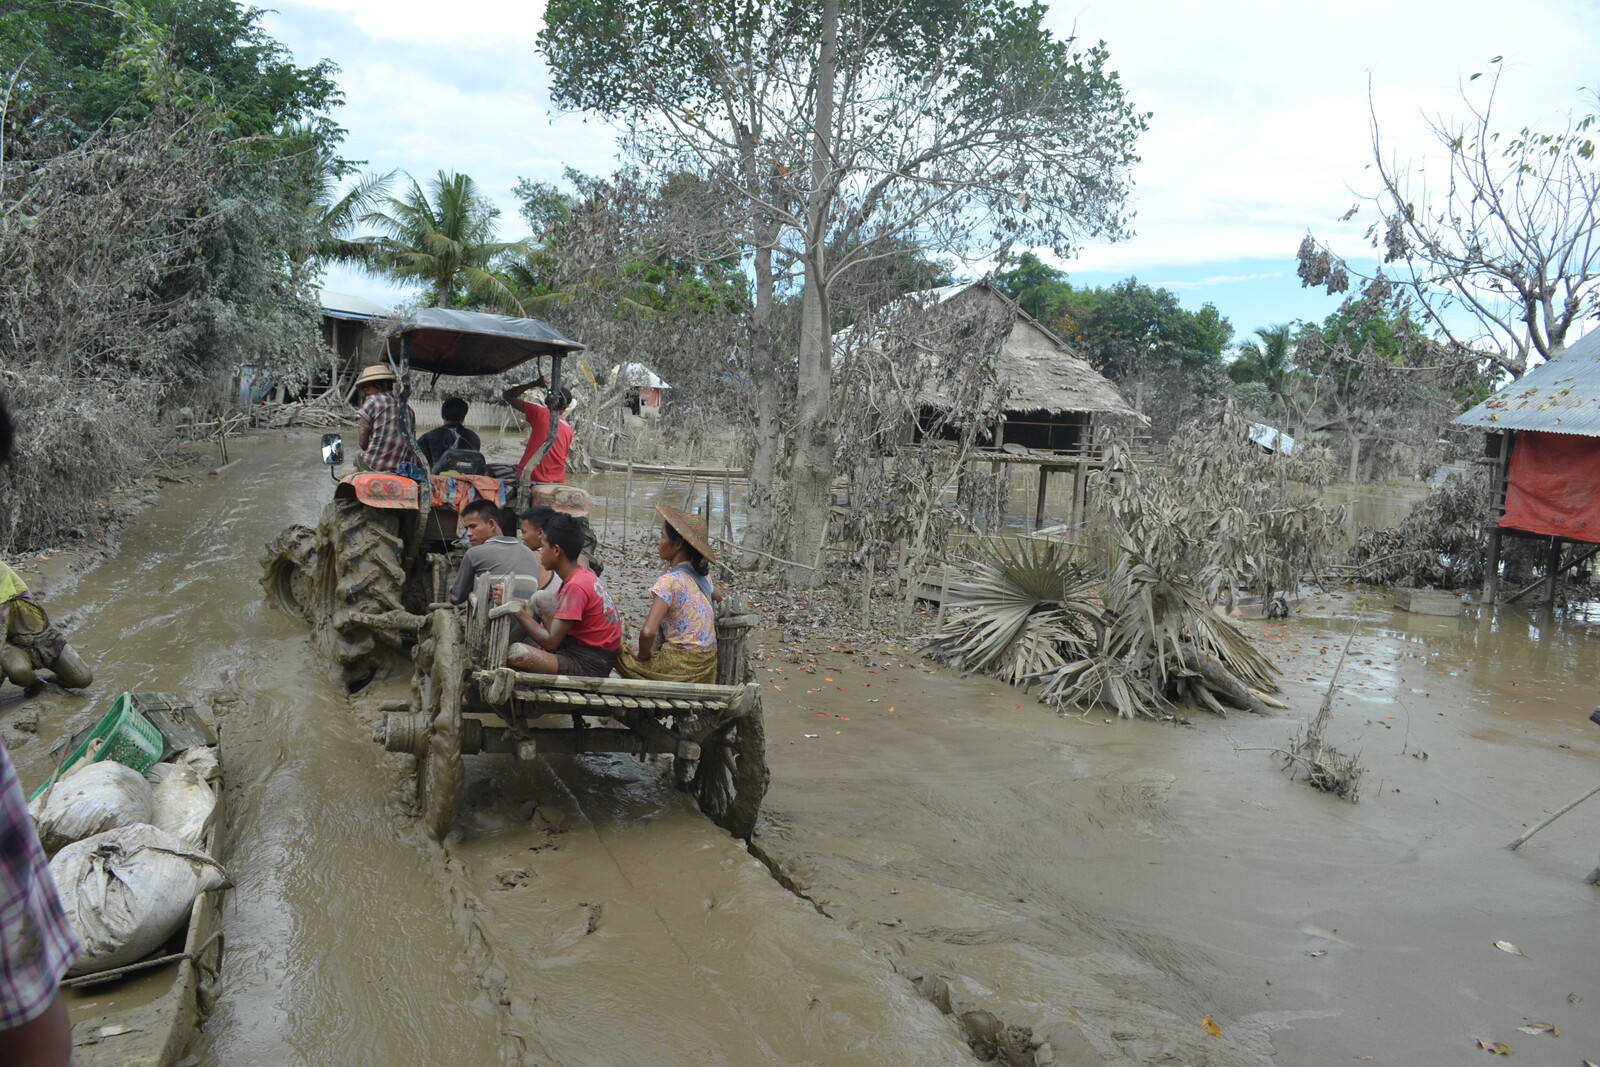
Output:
[588,456,747,479]
[58,698,226,1067]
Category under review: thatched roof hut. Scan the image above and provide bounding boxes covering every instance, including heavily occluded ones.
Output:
[893,280,1140,450]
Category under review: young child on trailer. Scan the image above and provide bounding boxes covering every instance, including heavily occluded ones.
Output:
[504,514,621,677]
[616,506,721,684]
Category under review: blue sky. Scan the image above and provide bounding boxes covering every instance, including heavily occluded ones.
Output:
[259,0,1600,350]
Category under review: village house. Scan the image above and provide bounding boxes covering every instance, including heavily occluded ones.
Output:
[1453,327,1600,603]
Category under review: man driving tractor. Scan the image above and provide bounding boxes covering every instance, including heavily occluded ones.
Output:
[355,364,416,473]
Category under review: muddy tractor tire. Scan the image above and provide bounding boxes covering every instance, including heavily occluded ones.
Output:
[678,704,769,840]
[319,501,405,691]
[410,609,465,841]
[261,524,320,621]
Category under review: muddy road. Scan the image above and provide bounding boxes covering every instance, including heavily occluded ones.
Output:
[2,430,1597,1065]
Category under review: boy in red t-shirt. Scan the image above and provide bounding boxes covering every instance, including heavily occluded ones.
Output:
[505,514,621,677]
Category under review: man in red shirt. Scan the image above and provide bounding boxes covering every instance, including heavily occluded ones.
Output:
[503,378,574,484]
[504,514,621,677]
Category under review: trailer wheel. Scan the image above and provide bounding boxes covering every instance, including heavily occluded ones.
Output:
[683,703,768,840]
[414,609,464,841]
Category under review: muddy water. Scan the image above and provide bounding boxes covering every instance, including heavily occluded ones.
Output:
[3,430,1595,1065]
[749,592,1599,1064]
[4,432,971,1065]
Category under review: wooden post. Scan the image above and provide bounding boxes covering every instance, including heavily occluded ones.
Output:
[1482,432,1509,605]
[1541,538,1562,605]
[722,469,734,543]
[1034,466,1049,530]
[991,459,1004,530]
[1482,524,1502,605]
[624,459,633,548]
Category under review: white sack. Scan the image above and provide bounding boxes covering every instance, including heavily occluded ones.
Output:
[176,745,220,785]
[50,823,231,976]
[29,761,154,854]
[145,761,217,846]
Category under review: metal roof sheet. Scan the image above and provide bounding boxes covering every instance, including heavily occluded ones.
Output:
[318,288,389,320]
[1453,329,1600,436]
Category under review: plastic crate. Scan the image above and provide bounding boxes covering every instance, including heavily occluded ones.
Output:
[29,694,165,801]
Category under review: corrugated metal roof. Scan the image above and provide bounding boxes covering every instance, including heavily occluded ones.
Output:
[318,288,389,320]
[1453,329,1600,436]
[1248,422,1300,454]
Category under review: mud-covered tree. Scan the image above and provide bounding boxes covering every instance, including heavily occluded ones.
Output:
[0,1,346,548]
[1297,64,1600,378]
[540,0,1147,581]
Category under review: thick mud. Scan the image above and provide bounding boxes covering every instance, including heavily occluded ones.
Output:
[1,431,1595,1066]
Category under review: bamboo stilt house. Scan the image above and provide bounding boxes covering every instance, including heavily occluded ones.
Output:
[1453,328,1600,603]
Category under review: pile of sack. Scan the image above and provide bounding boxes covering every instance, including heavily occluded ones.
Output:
[28,747,229,976]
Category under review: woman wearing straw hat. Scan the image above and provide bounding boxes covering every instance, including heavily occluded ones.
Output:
[617,506,721,684]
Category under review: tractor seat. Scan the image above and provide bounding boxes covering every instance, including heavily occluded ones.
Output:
[432,447,488,476]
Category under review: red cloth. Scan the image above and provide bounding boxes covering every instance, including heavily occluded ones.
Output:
[428,473,505,512]
[515,402,573,483]
[1500,430,1600,540]
[553,568,622,652]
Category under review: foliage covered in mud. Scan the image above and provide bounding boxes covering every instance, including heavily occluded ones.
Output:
[1343,468,1489,588]
[922,406,1340,719]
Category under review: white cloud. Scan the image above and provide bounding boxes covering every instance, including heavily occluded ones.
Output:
[1154,272,1284,291]
[263,0,1600,310]
[1050,0,1600,273]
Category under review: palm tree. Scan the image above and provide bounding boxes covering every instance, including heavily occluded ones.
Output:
[1228,324,1293,397]
[279,129,394,274]
[360,170,527,308]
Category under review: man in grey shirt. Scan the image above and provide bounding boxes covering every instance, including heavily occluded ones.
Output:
[449,499,540,604]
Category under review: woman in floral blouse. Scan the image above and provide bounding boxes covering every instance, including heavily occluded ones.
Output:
[617,506,720,683]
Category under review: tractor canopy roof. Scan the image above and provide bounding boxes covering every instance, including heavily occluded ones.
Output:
[392,308,585,377]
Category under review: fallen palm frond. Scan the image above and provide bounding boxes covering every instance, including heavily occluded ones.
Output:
[922,539,1098,686]
[925,536,1281,720]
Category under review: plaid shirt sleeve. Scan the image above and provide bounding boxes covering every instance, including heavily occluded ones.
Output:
[360,394,415,473]
[0,739,79,1029]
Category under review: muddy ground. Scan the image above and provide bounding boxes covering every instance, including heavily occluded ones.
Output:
[2,430,1597,1066]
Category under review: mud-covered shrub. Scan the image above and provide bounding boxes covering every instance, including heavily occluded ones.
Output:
[0,373,161,551]
[1344,468,1488,587]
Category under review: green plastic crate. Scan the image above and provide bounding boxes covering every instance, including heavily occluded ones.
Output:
[29,694,165,802]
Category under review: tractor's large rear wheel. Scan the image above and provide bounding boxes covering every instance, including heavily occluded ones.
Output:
[261,524,319,620]
[319,500,405,691]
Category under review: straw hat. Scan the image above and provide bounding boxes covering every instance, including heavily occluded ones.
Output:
[656,505,715,563]
[354,364,397,387]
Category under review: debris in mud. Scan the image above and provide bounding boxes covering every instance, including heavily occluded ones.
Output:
[1266,627,1364,801]
[1493,939,1527,957]
[1514,1020,1557,1035]
[495,868,531,889]
[1474,1037,1512,1054]
[1201,1015,1222,1038]
[531,805,568,834]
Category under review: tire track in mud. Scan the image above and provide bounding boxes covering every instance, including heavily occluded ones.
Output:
[427,751,976,1066]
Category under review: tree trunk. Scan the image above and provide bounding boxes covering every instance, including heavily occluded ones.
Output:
[1347,434,1362,483]
[1178,644,1269,715]
[741,147,783,562]
[785,0,838,587]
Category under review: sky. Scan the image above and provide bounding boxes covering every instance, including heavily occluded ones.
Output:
[258,0,1600,348]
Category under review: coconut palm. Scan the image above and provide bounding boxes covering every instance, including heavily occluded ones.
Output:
[360,170,528,308]
[1228,323,1293,396]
